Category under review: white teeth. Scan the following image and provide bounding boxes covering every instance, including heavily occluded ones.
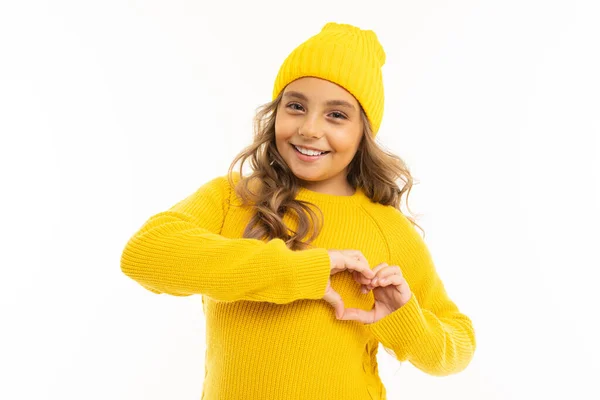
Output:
[295,145,325,156]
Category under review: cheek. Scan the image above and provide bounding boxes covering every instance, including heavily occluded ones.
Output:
[274,116,294,140]
[329,131,360,153]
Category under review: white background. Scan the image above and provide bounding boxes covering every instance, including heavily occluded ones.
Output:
[1,1,599,399]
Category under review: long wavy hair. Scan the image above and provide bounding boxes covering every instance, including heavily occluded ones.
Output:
[227,89,424,251]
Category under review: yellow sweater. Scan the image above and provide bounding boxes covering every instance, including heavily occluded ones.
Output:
[120,173,476,400]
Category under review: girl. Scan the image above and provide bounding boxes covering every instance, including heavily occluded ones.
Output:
[121,22,476,400]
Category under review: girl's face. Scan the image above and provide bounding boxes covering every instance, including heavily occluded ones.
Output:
[274,77,364,195]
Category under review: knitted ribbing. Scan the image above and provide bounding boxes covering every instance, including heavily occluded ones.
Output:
[121,173,476,399]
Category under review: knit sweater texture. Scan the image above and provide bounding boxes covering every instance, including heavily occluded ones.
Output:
[120,173,476,400]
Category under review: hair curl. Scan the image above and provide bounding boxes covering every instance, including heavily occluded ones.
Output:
[227,90,424,251]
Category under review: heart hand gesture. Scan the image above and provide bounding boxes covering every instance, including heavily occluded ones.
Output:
[341,262,412,324]
[324,249,375,319]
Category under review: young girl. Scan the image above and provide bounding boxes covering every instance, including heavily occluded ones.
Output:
[121,22,476,400]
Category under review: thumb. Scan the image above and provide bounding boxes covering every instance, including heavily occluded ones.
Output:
[323,281,345,319]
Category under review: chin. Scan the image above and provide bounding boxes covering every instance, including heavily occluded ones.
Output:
[290,170,314,180]
[289,169,323,183]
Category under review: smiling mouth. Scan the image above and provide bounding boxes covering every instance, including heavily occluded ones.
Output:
[291,144,331,156]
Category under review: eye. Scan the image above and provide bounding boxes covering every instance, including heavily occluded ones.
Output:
[286,103,347,120]
[287,102,304,111]
[330,111,347,120]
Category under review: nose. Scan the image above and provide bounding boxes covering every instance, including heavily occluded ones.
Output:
[298,117,323,139]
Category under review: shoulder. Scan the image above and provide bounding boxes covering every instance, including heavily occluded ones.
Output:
[361,200,415,232]
[208,171,258,208]
[361,203,436,286]
[174,173,236,211]
[362,201,426,253]
[198,173,232,199]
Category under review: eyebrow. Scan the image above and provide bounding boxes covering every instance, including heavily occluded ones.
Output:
[283,91,356,111]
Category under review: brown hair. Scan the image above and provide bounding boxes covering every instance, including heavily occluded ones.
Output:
[227,90,424,251]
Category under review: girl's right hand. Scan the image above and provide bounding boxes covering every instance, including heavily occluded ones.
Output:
[324,249,375,319]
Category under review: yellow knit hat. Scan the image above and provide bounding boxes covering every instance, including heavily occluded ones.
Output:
[272,22,386,135]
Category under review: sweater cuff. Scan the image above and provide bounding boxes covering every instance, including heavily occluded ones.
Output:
[365,293,428,349]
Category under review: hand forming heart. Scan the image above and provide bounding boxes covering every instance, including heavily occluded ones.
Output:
[339,262,413,324]
[324,249,376,319]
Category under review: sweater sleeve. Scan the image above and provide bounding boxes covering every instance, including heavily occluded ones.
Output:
[120,175,331,303]
[364,211,476,376]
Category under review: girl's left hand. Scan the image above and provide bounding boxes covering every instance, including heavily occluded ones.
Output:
[339,263,412,324]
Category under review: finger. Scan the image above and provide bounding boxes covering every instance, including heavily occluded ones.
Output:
[376,274,404,287]
[353,270,375,285]
[345,255,375,279]
[371,262,389,276]
[373,266,403,283]
[367,265,403,287]
[355,252,369,265]
[341,250,362,265]
[338,307,375,324]
[345,251,371,274]
[324,287,346,319]
[379,276,412,303]
[353,262,390,287]
[347,250,368,264]
[364,263,390,287]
